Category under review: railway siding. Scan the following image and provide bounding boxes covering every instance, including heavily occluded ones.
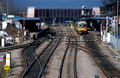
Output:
[85,31,120,78]
[88,31,120,72]
[6,26,120,78]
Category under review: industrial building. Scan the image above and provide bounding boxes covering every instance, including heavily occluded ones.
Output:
[27,7,93,23]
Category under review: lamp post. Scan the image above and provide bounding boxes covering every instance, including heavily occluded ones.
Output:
[23,13,25,30]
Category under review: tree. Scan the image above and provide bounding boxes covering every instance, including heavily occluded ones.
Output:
[101,0,117,5]
[0,0,2,15]
[1,0,25,16]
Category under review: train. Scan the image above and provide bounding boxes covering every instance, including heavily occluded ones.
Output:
[74,21,87,33]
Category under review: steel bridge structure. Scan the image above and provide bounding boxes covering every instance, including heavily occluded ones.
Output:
[35,8,94,23]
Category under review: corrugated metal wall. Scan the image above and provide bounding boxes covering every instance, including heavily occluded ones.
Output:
[110,35,120,50]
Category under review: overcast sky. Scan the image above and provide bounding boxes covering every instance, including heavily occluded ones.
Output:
[15,0,103,9]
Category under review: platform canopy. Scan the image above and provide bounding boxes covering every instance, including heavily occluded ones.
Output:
[2,16,40,21]
[81,17,111,20]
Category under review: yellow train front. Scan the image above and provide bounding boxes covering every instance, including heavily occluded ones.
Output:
[76,21,87,33]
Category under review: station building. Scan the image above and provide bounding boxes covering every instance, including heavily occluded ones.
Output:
[27,7,93,23]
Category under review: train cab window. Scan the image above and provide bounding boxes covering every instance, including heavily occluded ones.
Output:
[79,24,86,28]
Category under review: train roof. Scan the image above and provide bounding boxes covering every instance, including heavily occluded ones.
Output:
[78,21,87,24]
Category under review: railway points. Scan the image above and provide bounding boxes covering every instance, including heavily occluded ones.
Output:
[0,25,120,78]
[0,1,120,77]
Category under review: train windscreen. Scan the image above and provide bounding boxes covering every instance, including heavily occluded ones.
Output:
[79,24,86,28]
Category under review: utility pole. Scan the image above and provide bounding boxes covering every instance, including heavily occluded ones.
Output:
[6,0,8,16]
[117,1,119,53]
[19,12,26,30]
[23,13,25,30]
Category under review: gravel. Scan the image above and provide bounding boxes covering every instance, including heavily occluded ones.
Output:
[77,42,106,78]
[7,27,117,78]
[41,27,107,78]
[8,48,24,78]
[41,42,67,78]
[98,42,120,72]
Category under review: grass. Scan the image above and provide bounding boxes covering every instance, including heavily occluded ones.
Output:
[11,59,16,68]
[108,49,115,55]
[117,58,120,62]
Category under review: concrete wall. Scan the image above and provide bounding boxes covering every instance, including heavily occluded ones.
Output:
[110,35,120,50]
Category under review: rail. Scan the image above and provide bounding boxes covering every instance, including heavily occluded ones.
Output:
[59,26,78,78]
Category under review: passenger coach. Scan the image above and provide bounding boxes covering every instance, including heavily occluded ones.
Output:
[75,21,87,33]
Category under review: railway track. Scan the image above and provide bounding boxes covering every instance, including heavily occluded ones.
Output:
[21,37,47,78]
[21,26,63,78]
[38,26,63,77]
[82,33,120,78]
[0,42,31,52]
[59,26,78,78]
[0,28,50,52]
[69,27,78,78]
